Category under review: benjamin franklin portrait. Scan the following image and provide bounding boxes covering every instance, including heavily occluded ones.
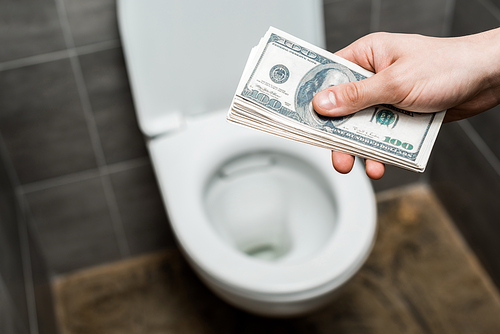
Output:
[295,63,356,128]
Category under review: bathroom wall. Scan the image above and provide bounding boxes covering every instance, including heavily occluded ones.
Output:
[0,0,175,276]
[429,0,500,287]
[0,136,58,333]
[0,140,29,333]
[0,0,460,279]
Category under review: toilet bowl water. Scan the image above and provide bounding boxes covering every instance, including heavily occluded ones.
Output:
[205,151,336,264]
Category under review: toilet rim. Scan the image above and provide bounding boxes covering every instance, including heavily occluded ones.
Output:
[151,111,377,297]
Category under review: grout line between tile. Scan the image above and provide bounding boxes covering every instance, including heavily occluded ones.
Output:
[21,169,101,195]
[18,158,148,262]
[0,127,39,333]
[54,0,74,48]
[20,157,151,194]
[0,40,121,73]
[16,199,40,334]
[67,53,108,167]
[459,120,500,177]
[0,49,69,72]
[55,0,130,258]
[100,171,131,257]
[75,39,121,56]
[105,156,151,175]
[54,0,106,167]
[370,0,381,32]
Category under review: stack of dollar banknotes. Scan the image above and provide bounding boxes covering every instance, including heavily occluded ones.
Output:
[227,27,446,172]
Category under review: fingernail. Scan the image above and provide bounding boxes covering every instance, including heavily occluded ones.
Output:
[316,91,337,110]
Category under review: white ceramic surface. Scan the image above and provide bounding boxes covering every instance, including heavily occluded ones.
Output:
[117,0,377,316]
[117,0,325,137]
[148,111,377,316]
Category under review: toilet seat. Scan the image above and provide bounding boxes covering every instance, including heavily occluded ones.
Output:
[149,110,377,302]
[118,0,376,315]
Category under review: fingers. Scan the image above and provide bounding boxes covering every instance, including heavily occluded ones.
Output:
[334,32,382,71]
[331,151,355,174]
[331,151,385,180]
[312,73,398,117]
[365,159,385,180]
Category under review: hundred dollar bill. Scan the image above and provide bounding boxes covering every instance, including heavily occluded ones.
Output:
[227,27,446,172]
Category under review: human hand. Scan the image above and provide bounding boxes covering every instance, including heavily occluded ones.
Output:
[312,28,500,180]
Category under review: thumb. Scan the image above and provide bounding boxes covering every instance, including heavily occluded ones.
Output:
[312,73,395,117]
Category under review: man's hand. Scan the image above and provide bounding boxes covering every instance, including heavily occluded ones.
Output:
[312,29,500,179]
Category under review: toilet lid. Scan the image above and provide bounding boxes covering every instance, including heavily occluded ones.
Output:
[149,111,377,300]
[117,0,325,137]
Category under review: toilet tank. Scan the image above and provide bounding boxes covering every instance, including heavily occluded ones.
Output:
[117,0,325,138]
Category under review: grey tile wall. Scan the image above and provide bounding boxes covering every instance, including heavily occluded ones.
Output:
[0,59,97,184]
[63,0,119,47]
[0,0,459,278]
[323,0,372,52]
[429,0,500,286]
[0,278,27,334]
[0,0,66,62]
[0,149,29,329]
[379,0,450,36]
[0,217,28,325]
[25,175,123,274]
[0,0,173,277]
[28,229,60,334]
[491,0,500,10]
[78,48,147,165]
[468,105,500,160]
[0,134,58,332]
[109,164,175,256]
[451,0,500,36]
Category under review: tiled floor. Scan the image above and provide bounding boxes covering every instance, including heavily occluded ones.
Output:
[53,185,500,334]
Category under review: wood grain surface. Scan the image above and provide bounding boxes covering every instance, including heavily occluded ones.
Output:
[53,185,500,334]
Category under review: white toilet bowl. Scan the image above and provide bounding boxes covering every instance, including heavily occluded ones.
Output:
[118,0,377,316]
[150,111,377,316]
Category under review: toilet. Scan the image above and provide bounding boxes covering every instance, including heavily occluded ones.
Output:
[118,0,377,316]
